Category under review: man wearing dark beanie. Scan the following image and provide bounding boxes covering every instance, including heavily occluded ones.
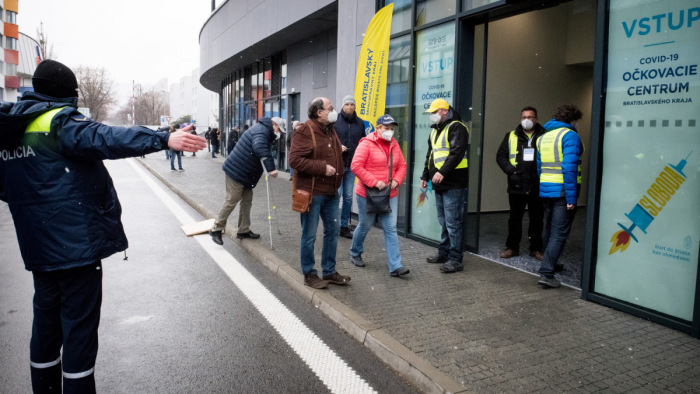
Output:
[0,59,207,394]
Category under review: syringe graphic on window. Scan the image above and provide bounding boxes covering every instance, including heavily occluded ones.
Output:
[609,152,691,255]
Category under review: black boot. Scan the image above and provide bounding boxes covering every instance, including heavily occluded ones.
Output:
[209,230,223,245]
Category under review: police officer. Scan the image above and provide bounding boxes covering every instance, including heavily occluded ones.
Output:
[496,107,546,261]
[536,104,584,288]
[0,60,206,393]
[421,98,470,273]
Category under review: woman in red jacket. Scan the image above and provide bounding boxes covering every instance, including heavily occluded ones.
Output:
[349,115,409,277]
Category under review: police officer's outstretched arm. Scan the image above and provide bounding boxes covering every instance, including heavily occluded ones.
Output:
[57,117,205,160]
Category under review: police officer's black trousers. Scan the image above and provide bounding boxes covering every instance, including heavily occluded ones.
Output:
[506,193,544,253]
[30,261,102,394]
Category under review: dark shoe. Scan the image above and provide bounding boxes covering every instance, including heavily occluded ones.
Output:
[554,263,564,273]
[440,260,464,273]
[322,272,351,285]
[236,231,260,239]
[209,230,223,245]
[350,254,365,267]
[178,168,185,172]
[339,227,353,239]
[500,248,520,258]
[538,274,561,288]
[212,156,217,158]
[170,168,176,172]
[390,267,410,277]
[304,274,329,289]
[426,254,448,264]
[529,250,544,261]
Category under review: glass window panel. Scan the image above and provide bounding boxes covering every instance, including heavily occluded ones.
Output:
[281,63,287,95]
[462,0,500,12]
[386,0,412,34]
[411,22,455,240]
[594,0,699,321]
[386,34,412,233]
[415,0,455,27]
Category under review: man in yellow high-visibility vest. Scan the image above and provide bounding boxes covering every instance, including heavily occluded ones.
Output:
[496,106,546,261]
[421,99,470,273]
[536,104,584,288]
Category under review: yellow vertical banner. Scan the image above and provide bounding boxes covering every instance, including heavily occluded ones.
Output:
[354,4,393,134]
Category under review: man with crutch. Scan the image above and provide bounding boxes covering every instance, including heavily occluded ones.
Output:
[209,117,286,245]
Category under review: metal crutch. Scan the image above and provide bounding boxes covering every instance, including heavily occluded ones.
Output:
[260,158,282,235]
[260,158,274,249]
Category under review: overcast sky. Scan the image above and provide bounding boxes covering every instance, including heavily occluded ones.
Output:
[21,0,214,106]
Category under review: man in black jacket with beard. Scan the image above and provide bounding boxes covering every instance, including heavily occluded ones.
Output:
[496,106,546,261]
[334,95,366,239]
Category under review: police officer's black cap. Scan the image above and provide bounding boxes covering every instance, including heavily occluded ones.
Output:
[32,59,79,98]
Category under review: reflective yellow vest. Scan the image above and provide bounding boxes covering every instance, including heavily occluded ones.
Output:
[537,127,583,184]
[430,121,468,170]
[25,107,66,135]
[508,130,537,166]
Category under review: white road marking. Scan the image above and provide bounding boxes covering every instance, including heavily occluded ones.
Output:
[126,159,376,394]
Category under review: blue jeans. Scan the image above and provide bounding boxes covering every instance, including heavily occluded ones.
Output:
[338,168,355,228]
[300,194,340,277]
[539,197,576,278]
[435,188,467,263]
[165,149,171,159]
[351,195,402,273]
[170,151,182,170]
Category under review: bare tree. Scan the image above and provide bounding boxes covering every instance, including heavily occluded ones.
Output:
[132,84,170,125]
[75,66,117,122]
[37,22,54,60]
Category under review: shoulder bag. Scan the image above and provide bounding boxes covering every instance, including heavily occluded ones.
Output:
[365,147,393,214]
[291,127,316,213]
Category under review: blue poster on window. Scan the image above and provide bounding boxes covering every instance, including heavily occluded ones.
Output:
[595,0,700,321]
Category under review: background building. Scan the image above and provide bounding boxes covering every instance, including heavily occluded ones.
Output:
[17,31,38,95]
[1,0,20,101]
[169,68,219,129]
[200,0,700,336]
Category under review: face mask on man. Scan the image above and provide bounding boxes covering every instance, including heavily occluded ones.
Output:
[274,132,281,140]
[381,129,394,141]
[521,119,534,130]
[429,113,441,124]
[327,110,338,123]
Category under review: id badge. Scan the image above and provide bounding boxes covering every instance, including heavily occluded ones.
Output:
[523,148,535,162]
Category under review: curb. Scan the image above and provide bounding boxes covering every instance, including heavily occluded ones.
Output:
[136,158,470,394]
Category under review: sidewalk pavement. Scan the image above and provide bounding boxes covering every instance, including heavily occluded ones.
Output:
[136,151,700,393]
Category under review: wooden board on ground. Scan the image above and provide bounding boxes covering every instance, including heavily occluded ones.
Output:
[181,219,215,236]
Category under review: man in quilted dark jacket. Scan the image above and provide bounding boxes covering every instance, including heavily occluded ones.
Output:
[208,117,285,245]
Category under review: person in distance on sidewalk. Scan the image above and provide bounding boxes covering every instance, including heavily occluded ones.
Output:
[209,117,285,245]
[289,97,351,289]
[349,114,409,277]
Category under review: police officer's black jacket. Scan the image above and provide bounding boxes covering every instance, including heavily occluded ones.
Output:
[0,92,170,271]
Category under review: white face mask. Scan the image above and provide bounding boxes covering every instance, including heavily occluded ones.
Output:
[381,130,394,141]
[521,119,534,130]
[274,132,281,140]
[327,110,338,123]
[429,113,441,124]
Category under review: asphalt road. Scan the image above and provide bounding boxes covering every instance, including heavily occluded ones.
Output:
[0,158,417,393]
